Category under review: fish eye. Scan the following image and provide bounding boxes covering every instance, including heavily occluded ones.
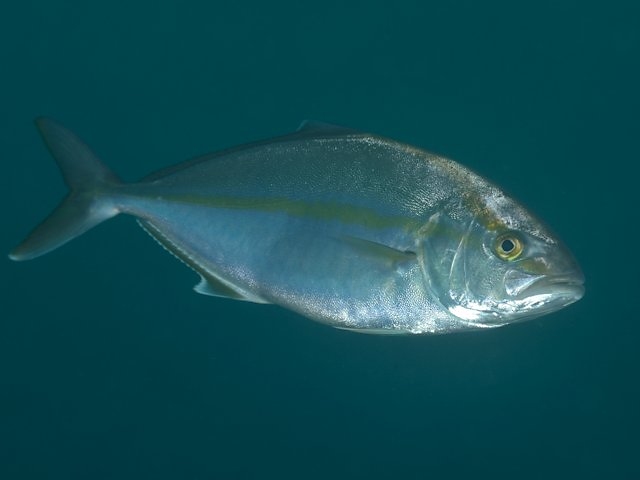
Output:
[494,233,524,261]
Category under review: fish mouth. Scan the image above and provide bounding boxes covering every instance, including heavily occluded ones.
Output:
[516,272,585,312]
[446,270,585,327]
[526,272,584,296]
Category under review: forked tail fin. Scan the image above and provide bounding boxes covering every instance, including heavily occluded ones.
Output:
[9,117,123,261]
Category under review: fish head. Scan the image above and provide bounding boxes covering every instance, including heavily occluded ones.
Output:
[420,195,584,329]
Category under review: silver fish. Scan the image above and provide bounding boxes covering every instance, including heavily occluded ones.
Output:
[10,118,584,334]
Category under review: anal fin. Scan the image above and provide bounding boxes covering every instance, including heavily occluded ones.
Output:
[138,219,269,304]
[193,274,268,303]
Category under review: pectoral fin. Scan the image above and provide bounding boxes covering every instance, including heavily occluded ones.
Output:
[337,236,416,270]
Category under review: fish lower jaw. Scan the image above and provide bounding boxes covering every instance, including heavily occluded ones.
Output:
[447,303,502,325]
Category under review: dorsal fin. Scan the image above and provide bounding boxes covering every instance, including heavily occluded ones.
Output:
[295,120,362,137]
[143,121,364,182]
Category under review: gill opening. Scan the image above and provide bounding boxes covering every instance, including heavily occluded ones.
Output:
[448,215,477,302]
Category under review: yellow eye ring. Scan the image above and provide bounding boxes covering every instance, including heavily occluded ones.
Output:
[495,233,524,261]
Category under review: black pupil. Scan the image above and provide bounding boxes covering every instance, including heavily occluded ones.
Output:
[501,238,516,253]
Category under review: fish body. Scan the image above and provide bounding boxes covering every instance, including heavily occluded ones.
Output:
[10,119,584,334]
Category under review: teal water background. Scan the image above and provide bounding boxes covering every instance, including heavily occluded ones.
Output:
[1,1,638,478]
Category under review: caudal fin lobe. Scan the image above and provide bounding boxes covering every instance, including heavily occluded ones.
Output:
[9,118,122,261]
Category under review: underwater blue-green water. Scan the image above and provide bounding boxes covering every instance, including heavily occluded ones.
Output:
[1,1,638,478]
